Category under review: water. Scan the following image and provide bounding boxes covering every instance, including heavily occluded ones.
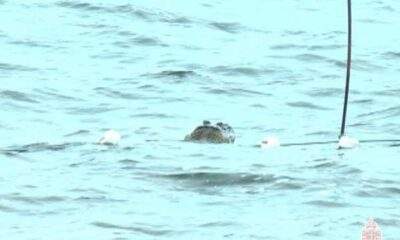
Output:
[1,0,400,239]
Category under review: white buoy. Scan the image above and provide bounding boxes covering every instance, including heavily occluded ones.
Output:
[98,129,121,145]
[260,136,280,149]
[338,135,359,149]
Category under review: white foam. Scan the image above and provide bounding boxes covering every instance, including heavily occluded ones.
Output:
[98,129,121,145]
[260,136,280,149]
[338,135,359,149]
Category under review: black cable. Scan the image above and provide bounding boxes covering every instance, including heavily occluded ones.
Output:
[340,0,352,137]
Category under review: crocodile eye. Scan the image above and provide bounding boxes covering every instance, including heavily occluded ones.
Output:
[203,120,211,125]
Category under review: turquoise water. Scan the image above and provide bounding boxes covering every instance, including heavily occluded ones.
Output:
[1,1,400,239]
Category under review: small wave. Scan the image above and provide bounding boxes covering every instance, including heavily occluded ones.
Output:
[305,131,334,136]
[352,59,384,71]
[210,66,274,76]
[161,16,192,24]
[304,200,348,208]
[159,172,276,187]
[273,182,304,190]
[76,23,115,29]
[352,99,374,105]
[203,87,269,97]
[74,196,126,203]
[9,40,53,48]
[310,161,337,169]
[198,221,237,228]
[3,194,66,205]
[305,88,342,97]
[131,113,175,119]
[293,54,347,68]
[146,70,196,79]
[250,103,266,108]
[57,1,191,26]
[379,5,395,12]
[374,218,400,227]
[284,30,306,35]
[34,88,80,101]
[295,53,327,62]
[303,230,323,237]
[64,130,90,137]
[132,36,167,47]
[56,1,105,11]
[383,51,400,59]
[209,22,242,34]
[0,204,18,213]
[0,90,39,103]
[119,159,139,170]
[271,44,344,51]
[92,222,172,236]
[66,106,124,115]
[69,188,107,194]
[372,88,400,97]
[6,142,84,154]
[0,63,37,72]
[321,74,340,79]
[357,105,400,119]
[287,101,331,110]
[308,44,345,50]
[95,87,142,99]
[270,44,307,50]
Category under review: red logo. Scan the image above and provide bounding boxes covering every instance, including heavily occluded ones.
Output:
[361,218,382,240]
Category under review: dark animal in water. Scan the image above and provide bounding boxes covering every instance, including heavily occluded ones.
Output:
[184,120,235,143]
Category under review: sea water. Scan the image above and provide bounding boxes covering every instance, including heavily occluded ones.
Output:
[1,1,400,239]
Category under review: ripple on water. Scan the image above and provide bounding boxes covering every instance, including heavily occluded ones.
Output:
[158,172,280,187]
[58,1,193,26]
[6,142,85,154]
[357,105,400,119]
[372,88,400,97]
[0,63,37,72]
[209,22,243,34]
[2,194,66,205]
[198,221,238,228]
[131,36,167,47]
[374,218,400,227]
[287,101,331,111]
[383,51,400,59]
[34,88,81,101]
[355,186,400,198]
[9,40,53,48]
[210,65,275,77]
[95,87,142,100]
[304,200,349,208]
[146,70,197,79]
[270,44,344,51]
[91,222,173,236]
[305,88,342,98]
[0,204,18,213]
[203,86,270,98]
[64,130,90,137]
[119,159,140,170]
[66,106,124,115]
[0,90,39,103]
[130,113,176,119]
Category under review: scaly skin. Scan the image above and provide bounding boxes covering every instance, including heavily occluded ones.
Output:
[184,121,234,144]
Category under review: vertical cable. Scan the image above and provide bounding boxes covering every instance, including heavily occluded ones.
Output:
[340,0,352,137]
